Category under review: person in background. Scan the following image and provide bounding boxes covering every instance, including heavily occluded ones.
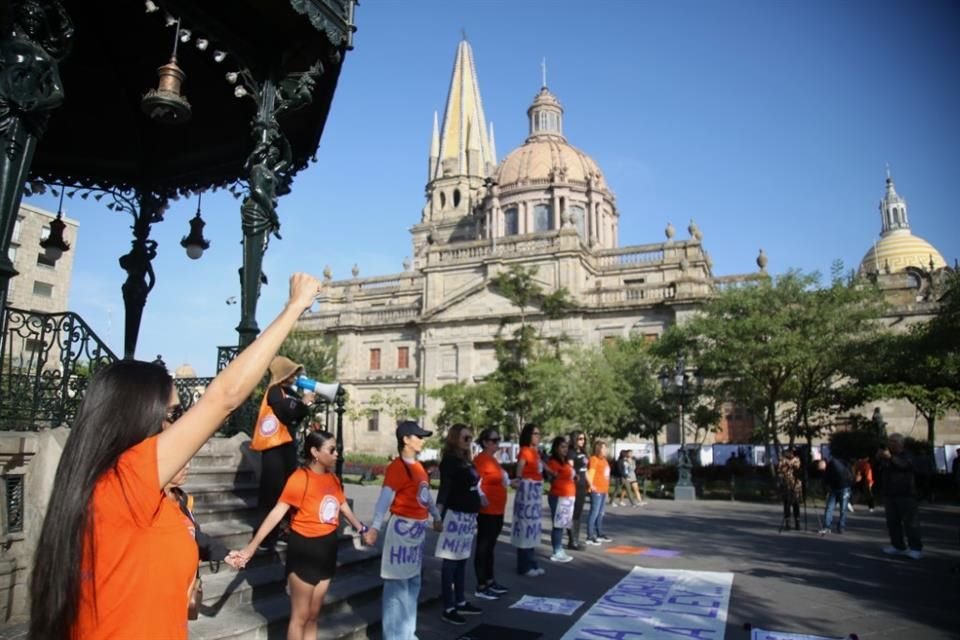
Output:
[819,454,855,535]
[29,273,321,640]
[365,421,443,640]
[776,448,803,530]
[566,431,589,551]
[610,449,628,507]
[546,436,575,563]
[513,424,545,576]
[853,455,875,513]
[473,428,510,600]
[436,424,484,626]
[250,355,317,552]
[236,431,365,640]
[586,441,612,545]
[623,450,644,506]
[877,433,923,559]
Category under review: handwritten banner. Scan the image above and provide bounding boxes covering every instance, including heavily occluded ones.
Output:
[510,595,584,616]
[560,567,734,640]
[750,630,845,640]
[553,496,574,529]
[435,510,478,560]
[380,515,428,580]
[511,479,543,549]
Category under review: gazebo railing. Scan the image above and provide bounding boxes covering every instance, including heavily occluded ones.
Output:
[0,307,118,430]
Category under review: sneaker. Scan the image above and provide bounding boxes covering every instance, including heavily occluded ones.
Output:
[836,528,845,534]
[533,568,546,576]
[256,544,273,553]
[274,538,288,550]
[550,552,573,563]
[818,528,829,536]
[474,587,500,601]
[905,549,922,560]
[442,609,466,625]
[598,535,613,542]
[456,602,483,615]
[882,545,903,555]
[487,582,509,595]
[567,542,583,551]
[846,503,855,513]
[523,569,540,577]
[868,507,875,513]
[585,538,601,546]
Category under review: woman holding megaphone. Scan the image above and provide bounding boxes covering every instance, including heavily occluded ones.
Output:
[250,356,317,551]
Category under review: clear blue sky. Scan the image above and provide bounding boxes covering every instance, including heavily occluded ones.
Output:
[24,0,960,376]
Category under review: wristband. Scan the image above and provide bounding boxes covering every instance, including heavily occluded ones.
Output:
[359,523,369,534]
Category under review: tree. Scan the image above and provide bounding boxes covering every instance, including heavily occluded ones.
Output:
[278,330,337,382]
[429,380,506,432]
[604,336,670,461]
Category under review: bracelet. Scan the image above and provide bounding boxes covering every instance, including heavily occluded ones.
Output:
[359,523,369,534]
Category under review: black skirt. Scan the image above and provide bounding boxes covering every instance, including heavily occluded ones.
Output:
[286,529,339,584]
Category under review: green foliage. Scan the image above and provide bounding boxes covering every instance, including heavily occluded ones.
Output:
[279,330,337,381]
[429,381,507,432]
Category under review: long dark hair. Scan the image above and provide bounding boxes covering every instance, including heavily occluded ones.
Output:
[569,429,586,454]
[302,430,336,463]
[519,423,539,447]
[30,360,173,640]
[442,423,473,462]
[550,436,568,463]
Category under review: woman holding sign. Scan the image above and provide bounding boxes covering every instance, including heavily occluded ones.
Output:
[436,424,484,626]
[546,437,575,563]
[365,421,443,640]
[586,440,613,545]
[473,428,511,600]
[512,424,545,577]
[235,430,366,640]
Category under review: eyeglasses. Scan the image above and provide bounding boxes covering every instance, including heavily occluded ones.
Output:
[486,437,501,443]
[165,404,185,423]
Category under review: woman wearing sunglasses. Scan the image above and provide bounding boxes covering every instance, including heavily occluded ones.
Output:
[472,428,510,600]
[30,273,321,640]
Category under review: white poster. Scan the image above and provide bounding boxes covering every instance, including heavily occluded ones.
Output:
[553,496,574,529]
[750,630,844,640]
[511,479,543,549]
[560,567,734,640]
[435,510,477,560]
[380,515,428,580]
[510,595,584,616]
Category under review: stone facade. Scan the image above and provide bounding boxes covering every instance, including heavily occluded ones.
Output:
[6,203,78,314]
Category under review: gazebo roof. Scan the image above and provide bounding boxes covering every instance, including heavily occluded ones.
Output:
[29,0,355,199]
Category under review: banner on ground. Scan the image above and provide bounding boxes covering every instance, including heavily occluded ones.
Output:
[511,479,543,549]
[380,515,427,580]
[750,630,847,640]
[560,566,734,640]
[435,509,477,560]
[511,595,584,616]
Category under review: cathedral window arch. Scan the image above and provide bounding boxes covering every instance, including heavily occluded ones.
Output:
[569,204,586,238]
[504,207,519,236]
[453,189,461,208]
[439,191,446,208]
[533,203,551,232]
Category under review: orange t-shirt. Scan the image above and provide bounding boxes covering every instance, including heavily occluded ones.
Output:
[588,455,611,494]
[74,436,199,640]
[547,459,576,497]
[280,468,346,537]
[384,458,432,520]
[474,452,508,515]
[517,446,543,481]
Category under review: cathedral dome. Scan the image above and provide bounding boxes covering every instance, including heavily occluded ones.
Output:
[494,87,608,191]
[859,229,946,274]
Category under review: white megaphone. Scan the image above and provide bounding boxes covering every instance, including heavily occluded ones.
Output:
[295,376,341,401]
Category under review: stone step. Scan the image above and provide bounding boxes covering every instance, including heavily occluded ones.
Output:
[181,481,259,506]
[187,465,258,485]
[192,496,259,525]
[189,558,441,640]
[198,544,382,613]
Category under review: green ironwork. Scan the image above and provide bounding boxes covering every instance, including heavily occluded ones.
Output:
[0,306,117,430]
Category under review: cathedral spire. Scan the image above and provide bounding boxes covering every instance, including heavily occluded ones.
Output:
[428,111,440,180]
[879,168,910,235]
[436,38,493,179]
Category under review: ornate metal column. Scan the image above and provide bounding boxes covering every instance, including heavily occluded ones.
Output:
[119,192,166,359]
[334,385,346,481]
[234,62,323,348]
[0,1,72,311]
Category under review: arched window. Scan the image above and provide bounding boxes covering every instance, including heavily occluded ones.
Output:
[533,203,551,232]
[569,205,586,238]
[453,189,461,208]
[439,191,446,208]
[504,207,519,236]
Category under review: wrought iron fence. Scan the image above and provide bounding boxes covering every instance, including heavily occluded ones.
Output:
[0,307,118,430]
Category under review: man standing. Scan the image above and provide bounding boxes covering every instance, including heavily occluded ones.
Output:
[877,433,923,559]
[819,454,854,535]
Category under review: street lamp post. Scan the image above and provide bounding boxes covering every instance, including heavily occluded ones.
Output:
[659,355,703,501]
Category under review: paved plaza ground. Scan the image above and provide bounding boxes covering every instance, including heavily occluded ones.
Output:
[344,483,960,640]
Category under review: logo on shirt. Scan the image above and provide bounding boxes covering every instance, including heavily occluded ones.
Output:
[258,415,279,437]
[319,496,339,524]
[417,481,431,507]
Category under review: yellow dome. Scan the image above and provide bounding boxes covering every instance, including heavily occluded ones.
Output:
[495,138,607,190]
[860,229,946,274]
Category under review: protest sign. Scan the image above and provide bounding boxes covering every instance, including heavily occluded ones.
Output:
[380,515,428,580]
[560,566,734,640]
[750,630,845,640]
[511,479,543,549]
[435,509,478,560]
[553,496,574,528]
[510,595,584,616]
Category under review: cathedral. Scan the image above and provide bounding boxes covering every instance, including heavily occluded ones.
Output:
[299,40,761,454]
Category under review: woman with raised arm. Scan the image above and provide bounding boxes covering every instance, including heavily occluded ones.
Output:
[235,430,365,640]
[29,273,321,640]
